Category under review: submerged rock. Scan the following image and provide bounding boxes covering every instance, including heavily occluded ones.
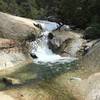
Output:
[2,77,21,85]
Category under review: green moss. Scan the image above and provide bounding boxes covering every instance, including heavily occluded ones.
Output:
[0,82,6,90]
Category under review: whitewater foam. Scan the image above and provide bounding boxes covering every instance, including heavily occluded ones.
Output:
[32,21,76,64]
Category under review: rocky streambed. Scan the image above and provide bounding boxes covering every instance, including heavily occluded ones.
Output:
[0,12,100,100]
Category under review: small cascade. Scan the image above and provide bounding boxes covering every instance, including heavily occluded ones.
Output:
[31,20,76,64]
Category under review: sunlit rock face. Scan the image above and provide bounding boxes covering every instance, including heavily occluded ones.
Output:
[0,38,32,70]
[0,12,41,40]
[0,12,42,70]
[0,52,31,70]
[79,73,100,100]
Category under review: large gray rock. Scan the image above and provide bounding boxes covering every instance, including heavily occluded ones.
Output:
[0,12,41,70]
[80,40,100,70]
[49,30,84,57]
[0,12,41,40]
[0,51,32,70]
[79,73,100,100]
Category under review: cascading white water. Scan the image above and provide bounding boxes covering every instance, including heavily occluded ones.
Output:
[31,20,76,64]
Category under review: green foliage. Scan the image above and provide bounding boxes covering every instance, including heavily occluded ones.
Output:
[56,0,100,29]
[0,0,100,31]
[0,0,41,19]
[84,23,100,39]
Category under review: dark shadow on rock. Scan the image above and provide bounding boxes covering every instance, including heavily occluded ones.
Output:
[30,53,38,59]
[48,38,72,55]
[33,23,43,30]
[48,33,54,40]
[25,34,36,42]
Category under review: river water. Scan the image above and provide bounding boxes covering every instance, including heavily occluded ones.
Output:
[31,20,77,64]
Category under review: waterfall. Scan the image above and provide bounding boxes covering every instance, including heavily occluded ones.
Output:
[31,20,76,64]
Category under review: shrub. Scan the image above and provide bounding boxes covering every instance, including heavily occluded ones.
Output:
[84,23,100,39]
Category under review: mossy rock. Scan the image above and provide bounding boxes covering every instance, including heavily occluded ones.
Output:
[84,24,100,39]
